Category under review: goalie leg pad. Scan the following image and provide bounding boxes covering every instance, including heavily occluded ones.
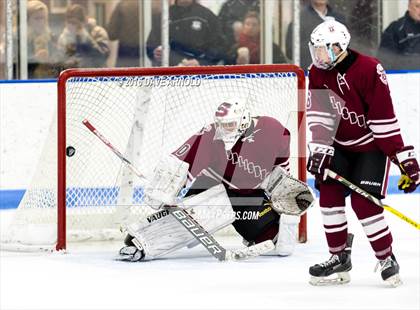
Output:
[125,185,235,260]
[181,184,236,248]
[275,214,300,256]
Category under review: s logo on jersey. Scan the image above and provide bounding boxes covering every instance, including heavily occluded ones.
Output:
[376,64,388,85]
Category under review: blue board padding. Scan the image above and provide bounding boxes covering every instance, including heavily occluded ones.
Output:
[1,176,417,210]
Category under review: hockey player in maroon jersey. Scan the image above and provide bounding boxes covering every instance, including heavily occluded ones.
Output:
[306,20,420,287]
[172,99,293,244]
[118,98,313,262]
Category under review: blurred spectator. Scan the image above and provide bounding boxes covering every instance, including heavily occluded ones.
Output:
[58,4,110,68]
[107,0,140,67]
[27,0,57,78]
[227,11,287,65]
[378,0,420,70]
[0,4,5,79]
[218,0,259,50]
[347,0,379,55]
[146,0,226,66]
[286,0,345,70]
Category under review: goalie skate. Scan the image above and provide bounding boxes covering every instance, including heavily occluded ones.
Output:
[116,235,145,262]
[309,233,354,286]
[116,245,145,262]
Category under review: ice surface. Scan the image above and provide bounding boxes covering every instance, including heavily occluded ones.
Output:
[1,194,419,310]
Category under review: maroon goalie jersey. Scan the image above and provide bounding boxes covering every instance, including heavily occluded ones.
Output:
[172,116,290,191]
[307,49,404,157]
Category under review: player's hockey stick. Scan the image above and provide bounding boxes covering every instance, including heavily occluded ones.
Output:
[82,119,275,261]
[326,169,420,230]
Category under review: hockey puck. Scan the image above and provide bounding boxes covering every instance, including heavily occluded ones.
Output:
[66,146,76,157]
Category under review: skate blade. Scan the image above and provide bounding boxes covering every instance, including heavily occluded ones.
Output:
[309,272,351,286]
[384,274,403,288]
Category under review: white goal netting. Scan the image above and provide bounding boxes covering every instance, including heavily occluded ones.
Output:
[1,67,305,250]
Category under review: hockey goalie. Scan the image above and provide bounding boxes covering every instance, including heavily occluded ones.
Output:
[118,98,314,261]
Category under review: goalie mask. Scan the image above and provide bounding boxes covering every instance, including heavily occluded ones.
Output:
[308,20,350,70]
[214,98,251,150]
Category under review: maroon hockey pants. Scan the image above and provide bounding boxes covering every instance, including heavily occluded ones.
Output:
[319,181,393,260]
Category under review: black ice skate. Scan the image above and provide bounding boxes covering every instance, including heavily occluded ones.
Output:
[309,233,354,286]
[375,254,402,287]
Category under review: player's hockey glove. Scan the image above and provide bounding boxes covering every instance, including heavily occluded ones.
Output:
[307,142,334,181]
[392,146,420,193]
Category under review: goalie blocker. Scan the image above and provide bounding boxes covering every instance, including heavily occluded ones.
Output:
[119,157,314,261]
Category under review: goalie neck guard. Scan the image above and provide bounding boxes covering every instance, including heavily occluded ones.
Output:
[214,98,251,150]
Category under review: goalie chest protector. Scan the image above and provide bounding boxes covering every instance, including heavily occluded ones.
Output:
[173,116,291,192]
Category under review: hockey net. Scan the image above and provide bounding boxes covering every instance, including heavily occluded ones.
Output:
[1,65,306,251]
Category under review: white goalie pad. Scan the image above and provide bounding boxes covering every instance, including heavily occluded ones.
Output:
[275,214,300,256]
[126,184,235,259]
[261,214,300,257]
[261,166,315,216]
[143,155,190,208]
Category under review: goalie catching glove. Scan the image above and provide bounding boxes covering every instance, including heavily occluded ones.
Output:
[391,146,420,193]
[261,165,315,216]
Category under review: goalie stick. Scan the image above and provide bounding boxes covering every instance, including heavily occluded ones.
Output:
[326,169,420,230]
[82,119,275,261]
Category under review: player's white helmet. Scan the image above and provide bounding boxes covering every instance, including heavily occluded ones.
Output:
[308,19,351,70]
[214,98,251,150]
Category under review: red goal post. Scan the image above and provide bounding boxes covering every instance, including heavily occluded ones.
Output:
[4,65,307,251]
